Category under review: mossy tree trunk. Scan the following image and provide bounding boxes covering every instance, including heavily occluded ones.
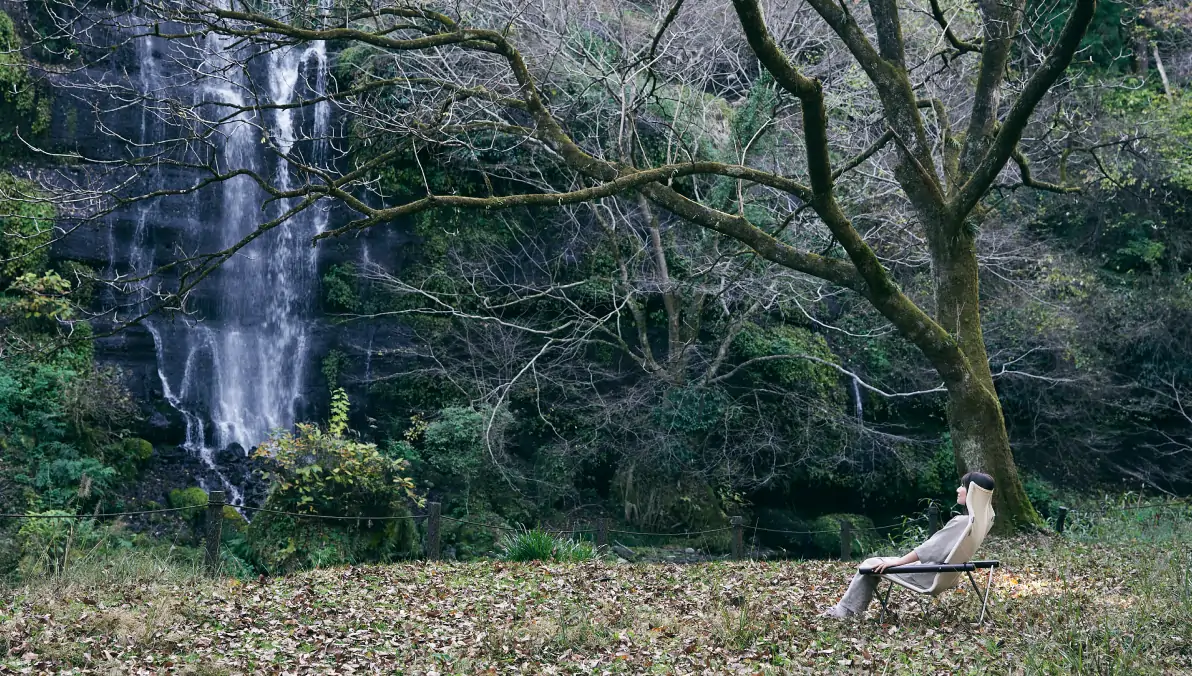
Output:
[934,227,1040,531]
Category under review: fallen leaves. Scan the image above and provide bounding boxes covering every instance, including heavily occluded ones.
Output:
[0,531,1189,674]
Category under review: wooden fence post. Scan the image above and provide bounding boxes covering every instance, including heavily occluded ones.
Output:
[427,502,441,560]
[840,519,852,561]
[204,490,225,577]
[596,517,608,551]
[730,516,744,560]
[1056,506,1068,534]
[927,504,939,535]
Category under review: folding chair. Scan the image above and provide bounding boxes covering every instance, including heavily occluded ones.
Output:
[858,482,1000,625]
[859,559,1000,624]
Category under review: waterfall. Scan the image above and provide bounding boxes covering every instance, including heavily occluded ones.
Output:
[105,7,332,501]
[201,30,331,455]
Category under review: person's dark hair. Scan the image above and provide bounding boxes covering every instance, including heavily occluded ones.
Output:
[960,472,995,491]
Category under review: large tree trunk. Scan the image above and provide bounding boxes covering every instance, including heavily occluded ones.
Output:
[934,227,1043,532]
[947,376,1041,532]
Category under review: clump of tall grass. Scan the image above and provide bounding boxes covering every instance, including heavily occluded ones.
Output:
[1015,499,1192,674]
[498,528,596,562]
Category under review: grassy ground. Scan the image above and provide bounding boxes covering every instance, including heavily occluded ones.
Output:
[1,506,1189,675]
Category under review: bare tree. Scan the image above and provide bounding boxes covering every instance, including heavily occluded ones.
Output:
[343,195,940,522]
[23,0,1104,530]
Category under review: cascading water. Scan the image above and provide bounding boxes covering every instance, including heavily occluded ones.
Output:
[105,7,332,503]
[851,375,863,422]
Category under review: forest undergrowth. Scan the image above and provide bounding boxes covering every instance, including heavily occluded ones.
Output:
[1,506,1188,675]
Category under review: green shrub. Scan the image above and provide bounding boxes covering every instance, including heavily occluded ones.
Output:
[0,174,55,282]
[245,389,419,573]
[438,510,508,559]
[809,513,878,559]
[0,528,20,582]
[245,512,417,574]
[33,457,117,511]
[100,437,153,478]
[1022,474,1060,520]
[16,511,99,577]
[498,529,596,562]
[421,406,489,487]
[0,347,138,515]
[611,468,730,533]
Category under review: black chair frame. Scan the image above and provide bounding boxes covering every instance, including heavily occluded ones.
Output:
[858,560,1000,625]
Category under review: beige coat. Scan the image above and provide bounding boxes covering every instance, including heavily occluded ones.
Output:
[888,514,969,589]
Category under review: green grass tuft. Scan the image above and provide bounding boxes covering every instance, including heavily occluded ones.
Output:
[498,528,596,562]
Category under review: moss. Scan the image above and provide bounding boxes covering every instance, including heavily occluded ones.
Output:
[122,438,153,463]
[221,505,248,533]
[731,323,841,398]
[332,43,387,85]
[0,11,52,157]
[168,487,208,512]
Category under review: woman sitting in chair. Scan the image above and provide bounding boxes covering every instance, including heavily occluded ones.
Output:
[823,472,996,619]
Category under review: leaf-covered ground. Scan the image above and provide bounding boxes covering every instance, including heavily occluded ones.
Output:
[2,524,1189,675]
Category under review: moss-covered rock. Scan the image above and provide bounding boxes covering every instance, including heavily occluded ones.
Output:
[168,487,208,516]
[122,438,153,463]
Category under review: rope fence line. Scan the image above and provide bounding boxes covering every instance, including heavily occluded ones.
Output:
[608,526,733,537]
[3,499,1187,529]
[240,505,428,521]
[748,525,851,535]
[1079,495,1191,515]
[3,489,1189,573]
[441,515,581,533]
[0,505,205,519]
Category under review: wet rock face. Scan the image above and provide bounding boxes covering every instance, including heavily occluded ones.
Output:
[141,397,187,446]
[123,444,208,514]
[209,444,269,507]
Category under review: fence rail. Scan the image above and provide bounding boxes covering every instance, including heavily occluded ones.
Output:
[2,492,1189,576]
